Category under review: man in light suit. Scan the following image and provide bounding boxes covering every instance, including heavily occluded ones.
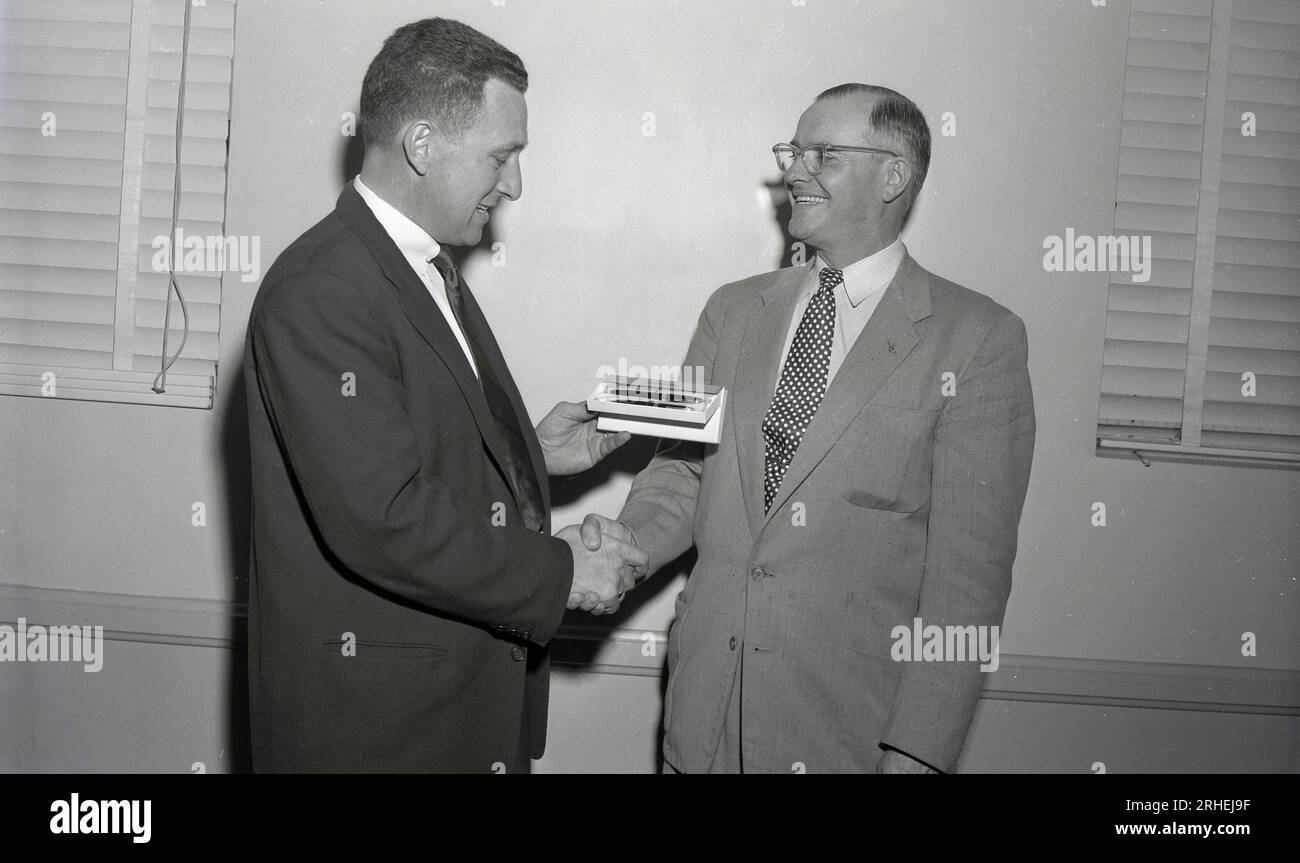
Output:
[244,18,643,773]
[583,84,1036,772]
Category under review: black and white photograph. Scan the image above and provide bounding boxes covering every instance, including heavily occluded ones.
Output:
[0,0,1295,810]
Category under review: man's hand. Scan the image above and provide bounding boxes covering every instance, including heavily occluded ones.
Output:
[536,401,631,476]
[876,749,940,774]
[575,514,649,614]
[556,523,646,615]
[578,514,640,558]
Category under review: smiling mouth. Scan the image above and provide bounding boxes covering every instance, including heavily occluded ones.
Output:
[475,204,490,218]
[792,194,828,205]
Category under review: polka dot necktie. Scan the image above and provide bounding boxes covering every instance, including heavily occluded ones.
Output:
[761,267,841,513]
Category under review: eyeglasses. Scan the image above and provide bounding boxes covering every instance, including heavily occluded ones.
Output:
[772,142,900,175]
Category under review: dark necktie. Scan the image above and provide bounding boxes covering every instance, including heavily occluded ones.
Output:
[761,266,841,513]
[430,250,546,532]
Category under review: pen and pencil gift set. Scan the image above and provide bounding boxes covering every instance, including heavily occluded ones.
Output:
[586,375,726,443]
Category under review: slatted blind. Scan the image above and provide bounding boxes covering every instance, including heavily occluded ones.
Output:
[1100,0,1210,446]
[1202,0,1300,452]
[0,0,236,409]
[1100,0,1300,463]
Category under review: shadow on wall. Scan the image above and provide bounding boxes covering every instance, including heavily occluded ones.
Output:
[550,437,686,771]
[767,179,796,270]
[219,361,252,772]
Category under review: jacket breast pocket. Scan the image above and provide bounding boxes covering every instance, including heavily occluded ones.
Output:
[843,487,925,514]
[835,402,941,514]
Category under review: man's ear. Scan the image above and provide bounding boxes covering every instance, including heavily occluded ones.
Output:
[402,120,436,177]
[882,156,913,205]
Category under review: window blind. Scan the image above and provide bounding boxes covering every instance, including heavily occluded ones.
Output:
[0,0,236,409]
[1099,0,1299,465]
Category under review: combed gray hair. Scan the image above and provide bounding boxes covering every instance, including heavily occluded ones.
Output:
[816,83,931,215]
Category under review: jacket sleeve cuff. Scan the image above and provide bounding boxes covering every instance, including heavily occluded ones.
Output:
[519,532,574,647]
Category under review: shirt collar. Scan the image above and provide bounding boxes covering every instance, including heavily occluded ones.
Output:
[353,174,442,267]
[814,237,905,308]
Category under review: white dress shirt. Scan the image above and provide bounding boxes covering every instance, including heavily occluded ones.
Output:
[353,175,479,377]
[775,238,905,392]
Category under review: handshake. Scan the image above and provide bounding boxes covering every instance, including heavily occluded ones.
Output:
[557,514,648,615]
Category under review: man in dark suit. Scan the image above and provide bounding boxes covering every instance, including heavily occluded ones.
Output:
[243,17,644,773]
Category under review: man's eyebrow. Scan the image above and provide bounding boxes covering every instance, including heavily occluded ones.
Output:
[495,140,527,153]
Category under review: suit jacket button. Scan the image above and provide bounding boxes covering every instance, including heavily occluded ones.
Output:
[728,636,737,650]
[750,567,767,581]
[511,646,526,662]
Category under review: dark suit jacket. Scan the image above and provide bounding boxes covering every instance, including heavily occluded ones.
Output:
[243,183,573,773]
[620,253,1036,773]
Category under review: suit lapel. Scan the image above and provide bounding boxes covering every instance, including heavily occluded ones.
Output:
[755,253,934,530]
[734,266,805,538]
[334,185,522,511]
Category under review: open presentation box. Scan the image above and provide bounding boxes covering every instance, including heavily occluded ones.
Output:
[586,375,727,443]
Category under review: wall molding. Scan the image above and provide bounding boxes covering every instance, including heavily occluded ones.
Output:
[0,583,244,650]
[2,582,1295,716]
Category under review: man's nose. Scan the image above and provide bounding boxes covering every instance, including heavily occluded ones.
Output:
[783,154,813,185]
[497,158,522,201]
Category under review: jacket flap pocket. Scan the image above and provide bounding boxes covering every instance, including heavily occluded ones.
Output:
[321,639,449,660]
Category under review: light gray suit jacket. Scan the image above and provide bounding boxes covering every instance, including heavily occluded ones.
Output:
[619,252,1036,773]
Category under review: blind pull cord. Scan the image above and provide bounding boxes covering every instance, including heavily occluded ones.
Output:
[153,0,195,394]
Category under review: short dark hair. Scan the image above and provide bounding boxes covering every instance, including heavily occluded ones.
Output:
[816,83,931,214]
[360,17,528,146]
